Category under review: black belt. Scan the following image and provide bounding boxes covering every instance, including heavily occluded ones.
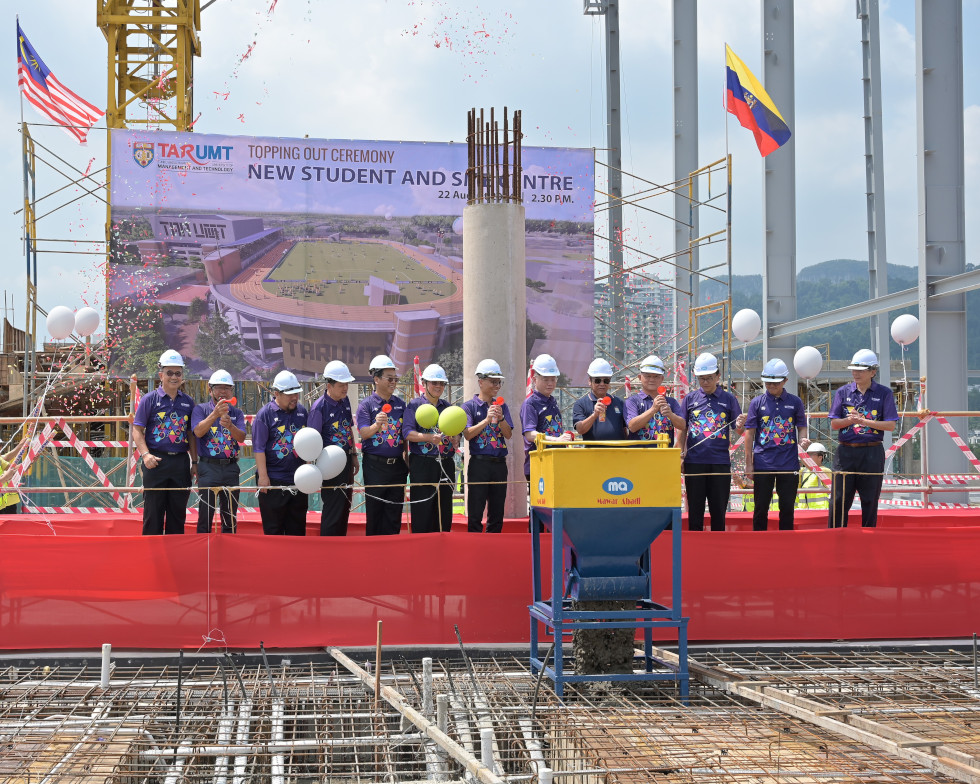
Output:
[365,453,402,465]
[840,441,883,449]
[149,450,188,458]
[199,456,238,465]
[471,455,506,463]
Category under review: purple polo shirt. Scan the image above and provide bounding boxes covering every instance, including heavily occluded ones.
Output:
[356,393,406,458]
[403,396,457,458]
[309,394,355,454]
[745,390,807,471]
[829,380,898,444]
[191,399,246,459]
[520,390,564,476]
[133,386,195,453]
[463,394,513,457]
[624,391,681,444]
[251,400,309,483]
[683,387,742,464]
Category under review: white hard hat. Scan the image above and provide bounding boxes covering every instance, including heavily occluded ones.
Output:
[807,442,828,454]
[847,348,879,370]
[586,358,614,378]
[639,355,666,374]
[693,352,719,376]
[475,358,505,378]
[369,355,397,373]
[208,369,234,386]
[323,360,355,383]
[272,370,302,394]
[158,349,185,368]
[421,363,449,383]
[761,358,789,382]
[531,353,560,377]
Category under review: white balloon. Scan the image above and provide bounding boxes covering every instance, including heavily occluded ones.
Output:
[74,307,101,337]
[794,346,824,380]
[731,308,762,343]
[316,445,348,480]
[452,217,463,236]
[891,313,920,346]
[293,464,323,495]
[293,427,324,462]
[46,306,75,341]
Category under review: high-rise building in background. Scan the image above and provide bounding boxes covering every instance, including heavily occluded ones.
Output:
[595,277,674,369]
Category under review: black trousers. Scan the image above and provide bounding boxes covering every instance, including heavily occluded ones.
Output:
[258,486,308,535]
[752,471,799,531]
[409,454,455,533]
[467,456,507,533]
[197,459,240,533]
[684,462,730,532]
[141,452,191,535]
[320,453,354,536]
[829,443,885,528]
[362,454,408,536]
[0,504,19,514]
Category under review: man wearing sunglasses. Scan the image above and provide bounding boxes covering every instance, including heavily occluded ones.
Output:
[572,358,628,441]
[132,349,197,535]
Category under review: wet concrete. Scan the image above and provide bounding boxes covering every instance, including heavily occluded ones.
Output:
[571,600,636,674]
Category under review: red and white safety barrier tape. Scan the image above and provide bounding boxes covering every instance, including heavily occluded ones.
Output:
[885,414,931,459]
[884,474,980,486]
[48,440,129,449]
[13,423,55,485]
[56,419,125,508]
[933,416,980,474]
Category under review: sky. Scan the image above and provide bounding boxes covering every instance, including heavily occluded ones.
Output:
[2,0,978,333]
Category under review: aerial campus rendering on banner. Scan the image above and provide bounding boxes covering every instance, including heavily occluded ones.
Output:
[1,2,980,782]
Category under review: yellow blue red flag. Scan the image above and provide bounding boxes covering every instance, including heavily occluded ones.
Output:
[725,44,791,157]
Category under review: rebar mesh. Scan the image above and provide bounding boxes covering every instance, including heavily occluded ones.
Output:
[0,648,974,783]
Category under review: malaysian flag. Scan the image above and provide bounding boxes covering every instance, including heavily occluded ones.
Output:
[525,361,534,399]
[673,358,689,402]
[17,22,104,144]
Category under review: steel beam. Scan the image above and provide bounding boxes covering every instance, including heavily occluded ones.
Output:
[672,0,698,361]
[604,1,625,362]
[766,266,980,340]
[916,0,967,485]
[761,0,797,388]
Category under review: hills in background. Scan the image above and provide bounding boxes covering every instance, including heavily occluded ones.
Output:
[699,259,979,370]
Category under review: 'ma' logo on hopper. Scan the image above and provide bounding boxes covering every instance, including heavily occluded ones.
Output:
[603,477,633,495]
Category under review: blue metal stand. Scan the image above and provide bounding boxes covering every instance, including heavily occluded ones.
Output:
[529,506,689,698]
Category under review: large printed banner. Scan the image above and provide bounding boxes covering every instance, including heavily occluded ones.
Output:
[109,130,595,381]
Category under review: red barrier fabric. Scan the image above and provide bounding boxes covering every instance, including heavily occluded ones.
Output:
[1,521,979,650]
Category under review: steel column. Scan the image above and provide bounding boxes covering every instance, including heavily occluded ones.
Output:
[761,0,797,389]
[672,0,698,361]
[604,1,625,362]
[858,0,890,394]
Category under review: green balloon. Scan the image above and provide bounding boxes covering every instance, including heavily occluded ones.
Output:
[438,405,468,437]
[416,403,439,429]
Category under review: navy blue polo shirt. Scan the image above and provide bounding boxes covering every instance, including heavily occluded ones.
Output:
[133,386,195,453]
[572,392,627,441]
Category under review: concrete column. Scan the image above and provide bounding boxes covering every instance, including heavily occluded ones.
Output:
[462,202,527,521]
